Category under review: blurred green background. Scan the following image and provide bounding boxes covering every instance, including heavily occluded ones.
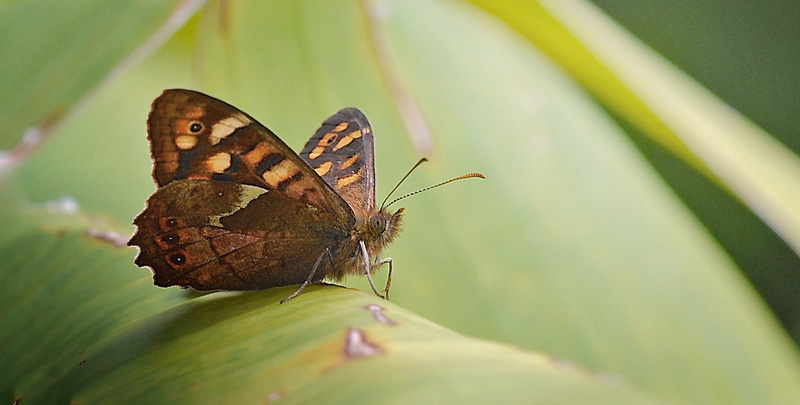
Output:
[591,0,800,341]
[3,0,800,403]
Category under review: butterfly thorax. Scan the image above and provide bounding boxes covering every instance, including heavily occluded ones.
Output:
[329,208,404,280]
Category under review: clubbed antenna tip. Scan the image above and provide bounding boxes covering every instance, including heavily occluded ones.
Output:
[383,171,484,209]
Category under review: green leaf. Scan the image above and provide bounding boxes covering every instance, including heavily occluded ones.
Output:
[0,0,203,150]
[0,194,656,404]
[6,0,800,403]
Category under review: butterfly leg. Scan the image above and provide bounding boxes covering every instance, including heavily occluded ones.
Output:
[377,258,393,300]
[280,249,328,304]
[360,240,386,300]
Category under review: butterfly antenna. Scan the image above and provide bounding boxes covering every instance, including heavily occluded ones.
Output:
[380,158,429,210]
[385,172,485,209]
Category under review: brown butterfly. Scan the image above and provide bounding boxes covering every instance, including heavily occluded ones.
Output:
[128,89,482,302]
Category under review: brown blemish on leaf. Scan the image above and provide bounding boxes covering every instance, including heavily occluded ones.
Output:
[546,355,577,370]
[264,389,285,403]
[545,355,624,386]
[43,196,80,214]
[317,328,384,375]
[0,111,62,172]
[364,304,396,326]
[85,228,129,247]
[343,328,382,360]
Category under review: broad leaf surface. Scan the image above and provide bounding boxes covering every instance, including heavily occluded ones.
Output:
[6,0,800,403]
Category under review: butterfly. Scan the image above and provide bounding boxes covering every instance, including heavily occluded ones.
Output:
[128,89,482,302]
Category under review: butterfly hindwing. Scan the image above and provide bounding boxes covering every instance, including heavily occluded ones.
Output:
[129,179,345,290]
[147,89,354,222]
[300,108,376,219]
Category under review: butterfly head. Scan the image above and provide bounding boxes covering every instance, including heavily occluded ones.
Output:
[359,207,404,249]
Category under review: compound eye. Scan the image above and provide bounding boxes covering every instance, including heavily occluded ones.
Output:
[371,216,386,233]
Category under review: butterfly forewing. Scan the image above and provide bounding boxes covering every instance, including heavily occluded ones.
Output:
[147,89,353,223]
[300,108,376,219]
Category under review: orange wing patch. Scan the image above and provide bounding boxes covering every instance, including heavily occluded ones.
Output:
[333,130,362,152]
[261,159,299,187]
[315,161,333,176]
[308,146,325,160]
[309,132,339,159]
[209,114,251,145]
[333,122,349,132]
[337,170,362,189]
[340,154,359,170]
[173,118,207,150]
[175,135,198,150]
[186,106,204,119]
[320,132,339,146]
[207,152,232,173]
[243,142,274,166]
